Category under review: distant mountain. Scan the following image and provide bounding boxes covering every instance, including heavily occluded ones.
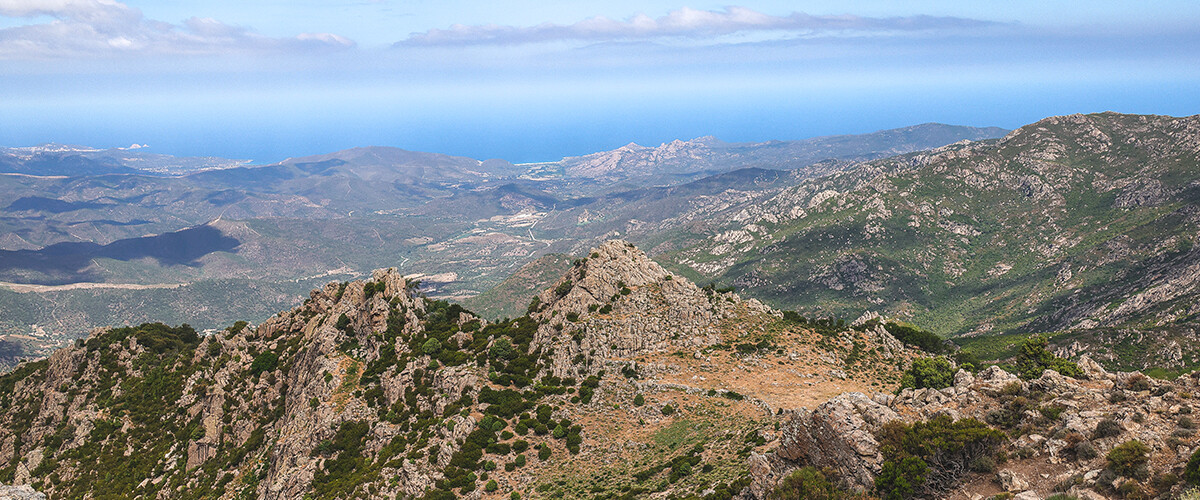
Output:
[0,124,1010,348]
[0,144,249,176]
[528,123,1009,186]
[652,112,1200,342]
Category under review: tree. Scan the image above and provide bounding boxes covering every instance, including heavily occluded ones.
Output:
[1015,335,1081,380]
[422,337,442,356]
[490,338,514,360]
[898,357,955,390]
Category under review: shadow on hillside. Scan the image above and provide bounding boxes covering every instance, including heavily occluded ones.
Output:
[0,225,240,285]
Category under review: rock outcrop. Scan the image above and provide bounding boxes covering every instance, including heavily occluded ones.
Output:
[530,240,773,377]
[0,483,44,500]
[749,357,1200,499]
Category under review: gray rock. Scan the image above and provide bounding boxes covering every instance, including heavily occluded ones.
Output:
[0,483,46,500]
[998,469,1030,492]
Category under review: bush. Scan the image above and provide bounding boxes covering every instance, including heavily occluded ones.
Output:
[661,404,675,416]
[634,394,645,406]
[537,443,551,461]
[874,416,1005,498]
[1075,441,1098,460]
[249,351,279,375]
[1126,374,1152,392]
[1185,447,1200,484]
[1015,335,1081,380]
[421,338,442,356]
[1106,440,1150,477]
[883,322,945,353]
[485,480,498,492]
[899,357,955,391]
[768,466,860,499]
[1094,418,1123,439]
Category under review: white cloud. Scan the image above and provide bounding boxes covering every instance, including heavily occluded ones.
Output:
[0,0,355,58]
[396,6,997,47]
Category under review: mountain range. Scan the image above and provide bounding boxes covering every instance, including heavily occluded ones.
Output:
[0,122,1008,368]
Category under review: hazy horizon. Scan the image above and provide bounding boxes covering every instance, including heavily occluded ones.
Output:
[2,1,1198,164]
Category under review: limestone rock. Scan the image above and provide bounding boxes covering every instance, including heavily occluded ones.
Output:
[766,393,900,492]
[998,469,1030,492]
[0,483,45,500]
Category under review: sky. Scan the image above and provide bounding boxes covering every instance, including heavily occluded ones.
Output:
[1,1,1199,164]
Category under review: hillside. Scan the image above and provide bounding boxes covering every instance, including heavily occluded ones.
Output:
[0,124,1002,357]
[461,254,574,320]
[528,124,1008,188]
[0,241,917,499]
[652,113,1200,341]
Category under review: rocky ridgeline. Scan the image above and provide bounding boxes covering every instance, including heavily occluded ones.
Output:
[749,357,1200,499]
[0,267,495,499]
[529,240,774,377]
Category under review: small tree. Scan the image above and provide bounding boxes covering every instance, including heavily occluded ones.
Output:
[1015,335,1082,380]
[490,338,514,360]
[422,338,442,356]
[899,357,955,390]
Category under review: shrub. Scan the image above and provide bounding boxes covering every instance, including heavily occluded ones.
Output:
[1116,479,1146,499]
[898,357,955,391]
[537,443,551,461]
[420,337,442,357]
[634,394,645,406]
[249,351,279,375]
[767,467,856,499]
[490,338,514,360]
[1185,447,1200,484]
[661,404,675,416]
[1106,440,1150,477]
[874,416,1005,498]
[1126,374,1152,392]
[485,480,498,492]
[1182,416,1196,430]
[883,322,945,354]
[1015,335,1082,380]
[1075,441,1098,460]
[1094,418,1123,439]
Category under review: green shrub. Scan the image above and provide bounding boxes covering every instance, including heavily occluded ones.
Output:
[1106,440,1150,477]
[249,351,279,375]
[874,416,1005,498]
[634,394,645,406]
[661,404,675,416]
[898,357,955,391]
[883,322,945,354]
[1184,447,1200,484]
[1015,335,1081,380]
[768,466,861,500]
[485,480,498,492]
[537,443,551,461]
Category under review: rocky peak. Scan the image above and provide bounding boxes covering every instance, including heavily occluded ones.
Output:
[528,240,773,377]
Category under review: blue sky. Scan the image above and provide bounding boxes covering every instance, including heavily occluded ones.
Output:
[1,1,1198,164]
